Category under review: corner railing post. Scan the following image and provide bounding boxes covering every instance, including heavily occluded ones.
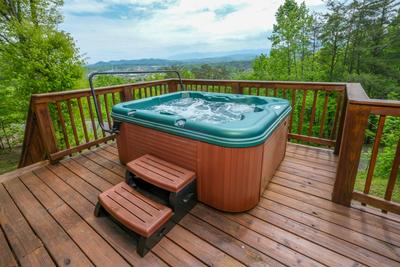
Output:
[32,101,58,161]
[332,103,370,206]
[334,91,348,154]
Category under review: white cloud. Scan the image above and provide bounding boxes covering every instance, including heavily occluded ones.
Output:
[61,0,325,63]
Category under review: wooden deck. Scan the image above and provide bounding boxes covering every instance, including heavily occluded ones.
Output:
[1,143,400,267]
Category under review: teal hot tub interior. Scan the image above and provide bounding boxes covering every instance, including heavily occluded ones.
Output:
[111,91,292,148]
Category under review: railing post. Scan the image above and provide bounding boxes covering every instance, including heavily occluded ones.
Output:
[33,102,58,160]
[232,82,241,94]
[334,92,348,154]
[332,103,370,206]
[121,86,133,101]
[168,80,178,93]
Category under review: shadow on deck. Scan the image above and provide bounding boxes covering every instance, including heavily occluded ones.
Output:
[1,143,400,266]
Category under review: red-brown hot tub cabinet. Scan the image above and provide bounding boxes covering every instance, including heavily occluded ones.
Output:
[117,117,288,212]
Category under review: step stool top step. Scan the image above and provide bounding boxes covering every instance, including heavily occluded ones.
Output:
[98,182,173,237]
[127,154,196,192]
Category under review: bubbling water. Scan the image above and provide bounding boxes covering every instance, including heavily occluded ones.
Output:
[148,97,256,124]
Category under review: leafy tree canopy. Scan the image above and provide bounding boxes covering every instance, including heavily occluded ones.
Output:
[0,0,83,121]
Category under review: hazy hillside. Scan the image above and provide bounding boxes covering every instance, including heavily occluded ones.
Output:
[86,50,268,72]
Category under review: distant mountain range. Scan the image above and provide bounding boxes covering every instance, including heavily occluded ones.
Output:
[87,49,269,71]
[167,49,268,60]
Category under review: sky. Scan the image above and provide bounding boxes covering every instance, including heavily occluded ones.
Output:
[60,0,326,63]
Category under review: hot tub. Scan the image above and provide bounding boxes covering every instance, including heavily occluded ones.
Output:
[112,91,291,212]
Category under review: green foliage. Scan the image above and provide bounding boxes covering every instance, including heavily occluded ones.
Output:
[0,0,84,148]
[0,146,21,175]
[0,22,83,105]
[269,0,316,80]
[92,75,133,88]
[248,0,400,200]
[249,0,400,98]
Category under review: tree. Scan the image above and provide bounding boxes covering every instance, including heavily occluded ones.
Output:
[269,0,313,80]
[0,0,83,147]
[319,0,347,81]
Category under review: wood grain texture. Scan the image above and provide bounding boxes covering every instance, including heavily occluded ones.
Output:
[197,141,264,212]
[5,143,400,266]
[4,178,94,266]
[332,104,370,206]
[0,184,55,267]
[127,154,195,192]
[0,225,18,267]
[353,191,400,215]
[260,118,288,194]
[117,123,198,171]
[99,182,173,237]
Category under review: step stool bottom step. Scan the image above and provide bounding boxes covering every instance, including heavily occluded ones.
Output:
[94,182,175,256]
[95,202,175,256]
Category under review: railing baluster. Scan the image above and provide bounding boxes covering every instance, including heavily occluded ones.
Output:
[111,92,116,105]
[385,140,400,201]
[364,115,386,194]
[289,90,296,133]
[104,94,112,128]
[273,88,277,97]
[66,100,79,145]
[282,89,287,99]
[308,90,318,136]
[319,92,329,138]
[330,93,343,140]
[77,98,89,143]
[298,90,307,134]
[56,102,70,149]
[86,96,98,140]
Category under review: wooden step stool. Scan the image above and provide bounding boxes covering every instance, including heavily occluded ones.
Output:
[126,154,197,222]
[95,154,197,256]
[94,182,174,256]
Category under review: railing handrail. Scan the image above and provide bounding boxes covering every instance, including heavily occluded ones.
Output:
[179,78,347,86]
[346,82,400,108]
[30,79,176,104]
[176,78,347,91]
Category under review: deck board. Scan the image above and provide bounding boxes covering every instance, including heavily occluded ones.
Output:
[1,142,400,266]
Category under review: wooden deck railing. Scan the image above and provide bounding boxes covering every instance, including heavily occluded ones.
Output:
[332,83,400,214]
[179,79,347,149]
[20,79,347,168]
[19,79,176,166]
